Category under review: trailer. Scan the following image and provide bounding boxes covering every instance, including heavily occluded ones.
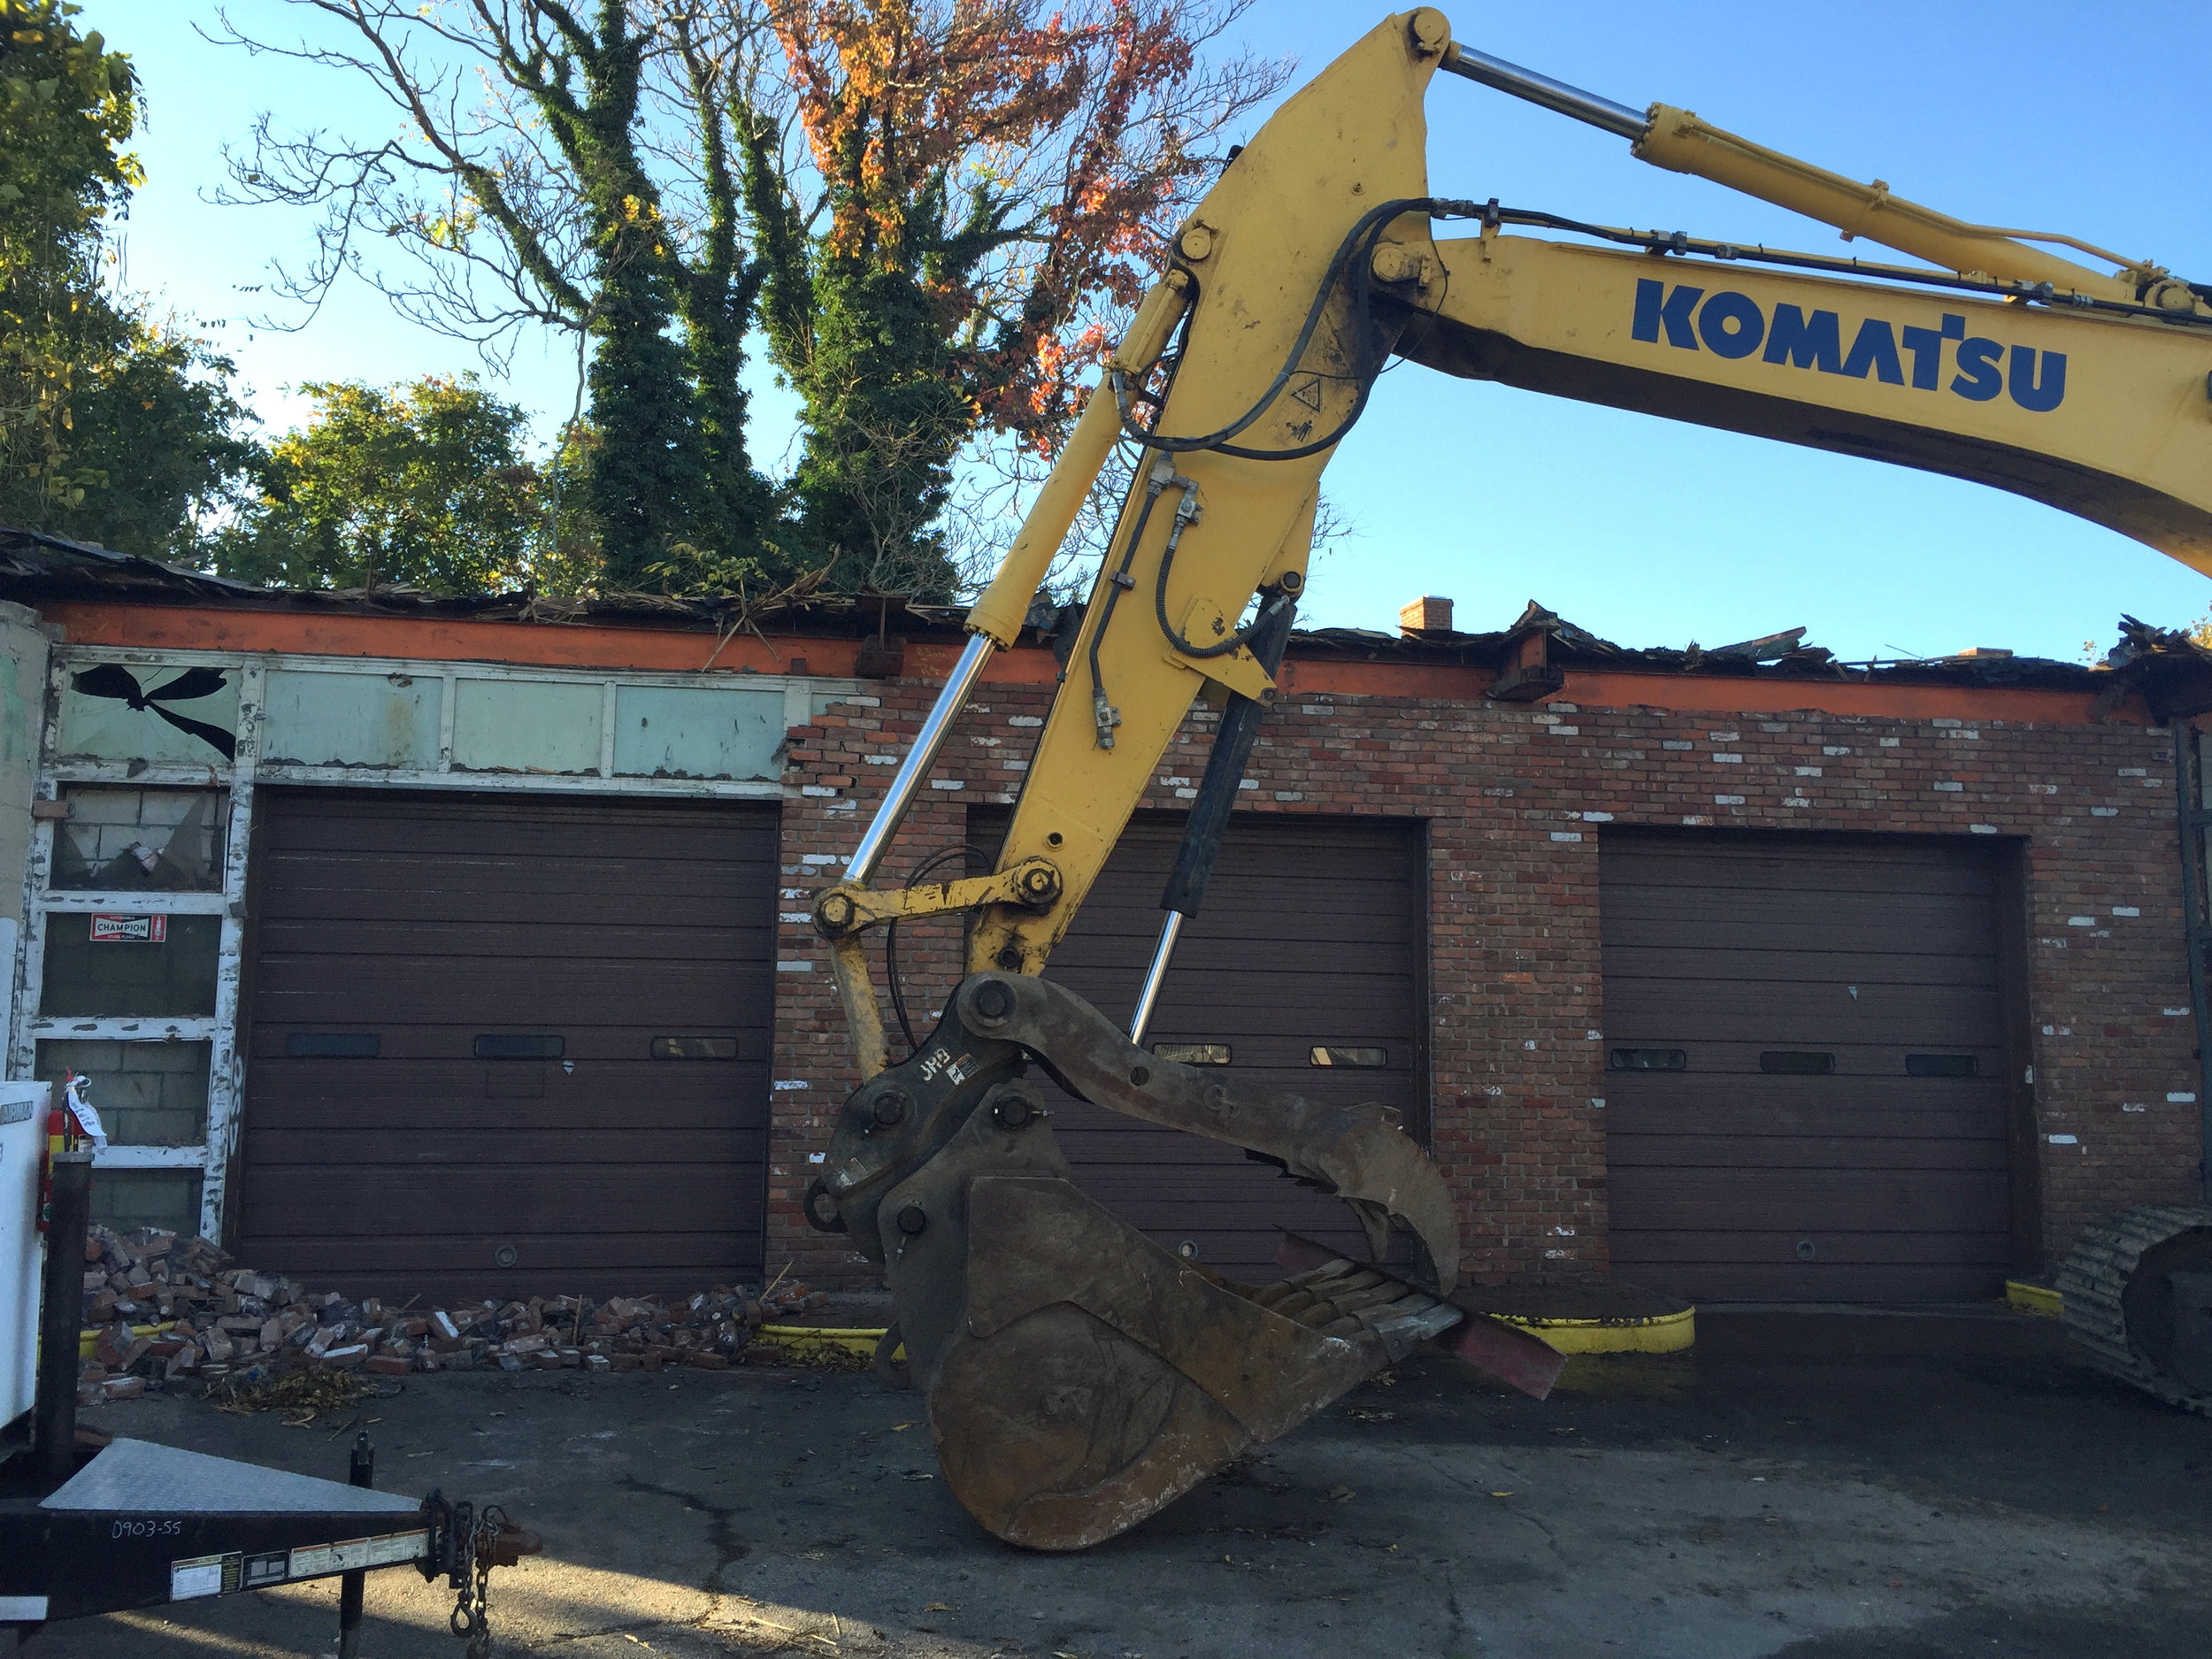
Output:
[1,1083,537,1654]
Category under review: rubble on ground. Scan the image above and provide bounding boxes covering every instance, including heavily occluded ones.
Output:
[76,1225,836,1406]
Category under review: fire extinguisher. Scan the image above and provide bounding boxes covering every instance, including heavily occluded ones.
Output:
[37,1071,105,1234]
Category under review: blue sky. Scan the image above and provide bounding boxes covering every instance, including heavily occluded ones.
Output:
[103,2,2212,659]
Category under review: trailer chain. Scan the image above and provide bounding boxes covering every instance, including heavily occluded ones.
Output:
[420,1494,508,1657]
[455,1504,505,1658]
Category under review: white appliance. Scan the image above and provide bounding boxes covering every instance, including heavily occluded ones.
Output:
[1,1080,51,1431]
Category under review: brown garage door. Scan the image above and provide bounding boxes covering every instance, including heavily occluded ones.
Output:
[1601,829,2019,1303]
[236,789,778,1302]
[969,810,1426,1281]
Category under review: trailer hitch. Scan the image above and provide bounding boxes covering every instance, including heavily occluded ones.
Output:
[421,1492,542,1656]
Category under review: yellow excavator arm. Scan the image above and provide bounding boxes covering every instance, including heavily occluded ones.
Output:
[802,10,2212,1550]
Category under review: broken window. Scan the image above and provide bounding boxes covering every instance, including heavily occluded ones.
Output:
[49,787,226,892]
[35,1039,211,1147]
[41,912,221,1017]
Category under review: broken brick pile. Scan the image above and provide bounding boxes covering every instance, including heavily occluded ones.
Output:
[78,1225,833,1405]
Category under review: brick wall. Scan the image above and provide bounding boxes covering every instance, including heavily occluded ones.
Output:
[768,658,2203,1287]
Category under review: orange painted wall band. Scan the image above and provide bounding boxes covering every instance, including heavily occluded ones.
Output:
[39,603,2141,726]
[1557,668,2143,727]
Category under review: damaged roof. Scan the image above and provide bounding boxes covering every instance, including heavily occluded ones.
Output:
[0,526,953,634]
[5,525,2206,710]
[1248,599,2139,699]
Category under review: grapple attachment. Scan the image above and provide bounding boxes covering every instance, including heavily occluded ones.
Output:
[810,972,1563,1550]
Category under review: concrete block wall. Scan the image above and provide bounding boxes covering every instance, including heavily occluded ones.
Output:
[32,1036,211,1146]
[768,660,2200,1287]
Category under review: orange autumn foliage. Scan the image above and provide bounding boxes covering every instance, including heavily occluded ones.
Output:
[766,0,1277,448]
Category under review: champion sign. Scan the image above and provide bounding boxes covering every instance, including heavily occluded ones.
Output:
[88,914,165,942]
[1632,278,2066,413]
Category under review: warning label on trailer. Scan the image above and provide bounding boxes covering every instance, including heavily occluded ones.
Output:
[167,1554,232,1600]
[166,1532,426,1601]
[288,1531,427,1579]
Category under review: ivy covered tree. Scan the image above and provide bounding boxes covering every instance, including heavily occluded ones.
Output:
[211,1,1278,598]
[0,0,257,558]
[210,0,782,590]
[739,0,1281,594]
[213,375,556,595]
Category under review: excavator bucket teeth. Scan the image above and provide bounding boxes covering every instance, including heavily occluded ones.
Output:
[1277,1232,1567,1401]
[895,1160,1392,1550]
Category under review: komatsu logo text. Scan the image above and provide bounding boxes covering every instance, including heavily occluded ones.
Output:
[1632,279,2066,413]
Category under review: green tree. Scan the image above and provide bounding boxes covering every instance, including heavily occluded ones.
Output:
[41,325,263,563]
[0,0,257,557]
[211,1,782,590]
[214,375,556,595]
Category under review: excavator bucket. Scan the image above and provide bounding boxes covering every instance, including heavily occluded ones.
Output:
[810,972,1563,1550]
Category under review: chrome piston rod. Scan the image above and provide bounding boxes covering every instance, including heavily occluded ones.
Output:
[1128,910,1186,1048]
[1441,42,1648,142]
[844,633,995,887]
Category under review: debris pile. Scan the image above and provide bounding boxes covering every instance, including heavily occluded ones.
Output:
[77,1225,835,1406]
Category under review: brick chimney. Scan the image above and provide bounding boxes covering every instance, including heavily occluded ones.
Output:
[1399,595,1453,636]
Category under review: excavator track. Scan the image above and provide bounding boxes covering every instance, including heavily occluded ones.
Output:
[2057,1202,2212,1415]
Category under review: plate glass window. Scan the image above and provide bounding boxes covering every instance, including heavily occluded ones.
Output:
[35,1038,210,1146]
[41,913,221,1018]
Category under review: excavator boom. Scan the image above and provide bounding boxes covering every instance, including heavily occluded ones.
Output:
[805,9,2212,1548]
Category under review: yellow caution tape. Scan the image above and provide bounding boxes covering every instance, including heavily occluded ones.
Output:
[2004,1279,2063,1317]
[755,1311,1696,1361]
[79,1320,176,1360]
[757,1325,889,1360]
[1492,1307,1695,1355]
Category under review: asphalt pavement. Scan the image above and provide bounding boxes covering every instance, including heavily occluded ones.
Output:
[25,1311,2212,1659]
